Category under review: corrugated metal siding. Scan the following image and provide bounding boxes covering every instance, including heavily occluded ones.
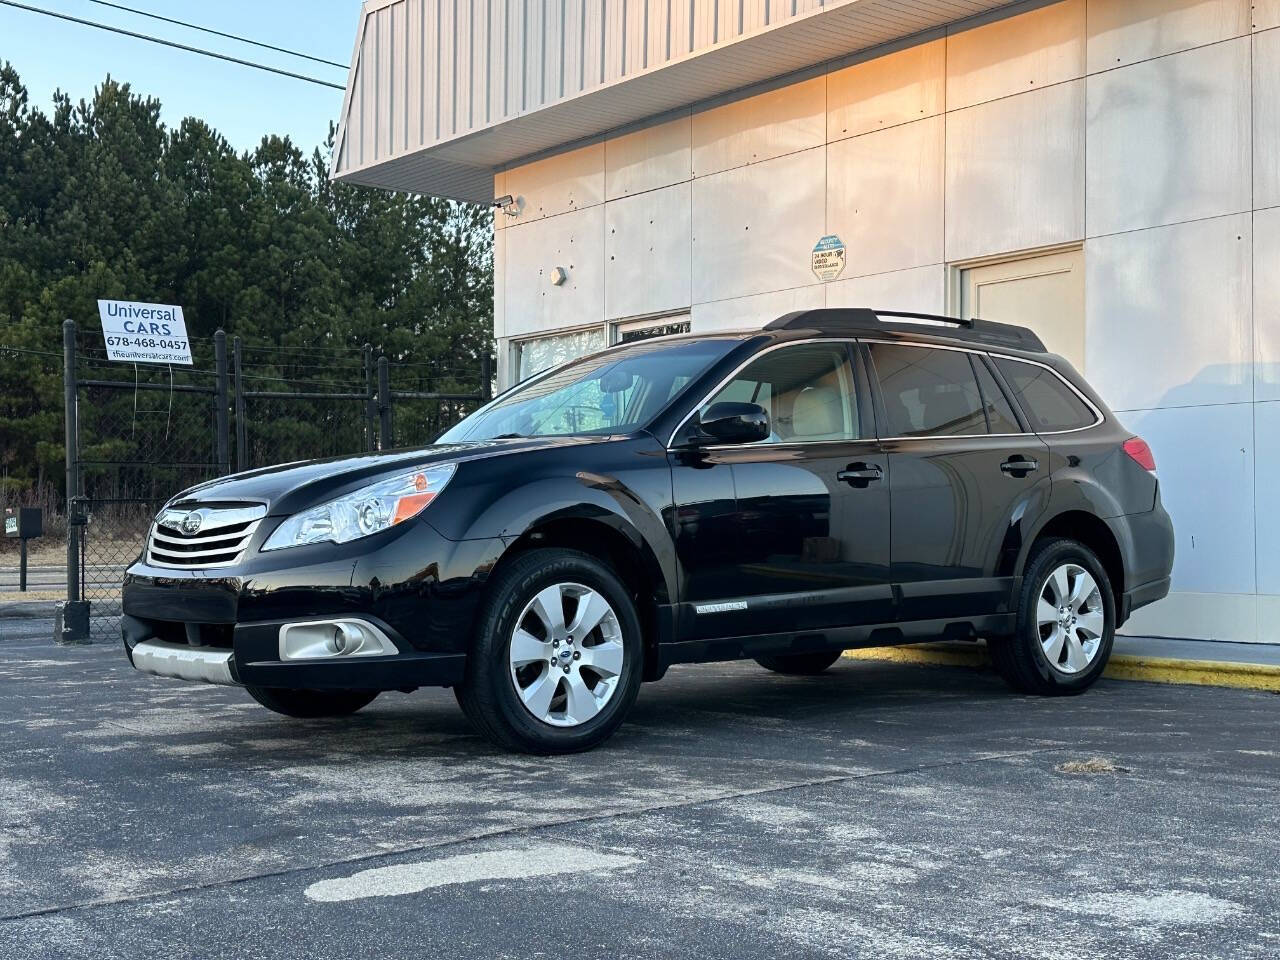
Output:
[333,0,1019,198]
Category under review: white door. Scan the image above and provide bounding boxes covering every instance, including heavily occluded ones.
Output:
[959,249,1085,371]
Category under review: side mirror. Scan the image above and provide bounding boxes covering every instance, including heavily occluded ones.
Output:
[694,402,770,446]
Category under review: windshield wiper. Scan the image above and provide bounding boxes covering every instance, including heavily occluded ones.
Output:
[492,433,526,439]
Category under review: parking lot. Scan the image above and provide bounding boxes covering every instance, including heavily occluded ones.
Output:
[1,631,1277,960]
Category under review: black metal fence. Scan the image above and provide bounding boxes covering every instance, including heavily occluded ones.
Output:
[58,320,490,642]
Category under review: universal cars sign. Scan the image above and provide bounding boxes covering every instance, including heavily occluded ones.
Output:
[97,299,193,365]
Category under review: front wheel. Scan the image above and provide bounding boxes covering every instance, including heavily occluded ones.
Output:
[456,548,643,754]
[245,686,379,718]
[990,537,1116,695]
[754,650,842,675]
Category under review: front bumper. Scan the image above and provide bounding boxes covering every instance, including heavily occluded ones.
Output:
[120,520,503,690]
[121,613,467,690]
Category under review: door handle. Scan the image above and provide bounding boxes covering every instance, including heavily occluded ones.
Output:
[1000,456,1040,477]
[837,463,883,487]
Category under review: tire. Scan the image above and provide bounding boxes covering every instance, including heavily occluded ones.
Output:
[990,537,1116,696]
[754,650,842,675]
[245,686,380,718]
[455,548,644,755]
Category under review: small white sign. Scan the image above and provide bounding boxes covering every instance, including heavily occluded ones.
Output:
[811,235,847,282]
[97,300,193,365]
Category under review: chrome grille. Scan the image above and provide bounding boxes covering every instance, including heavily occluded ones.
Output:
[147,503,267,569]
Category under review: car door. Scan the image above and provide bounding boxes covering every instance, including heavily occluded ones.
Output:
[863,340,1051,623]
[668,340,892,641]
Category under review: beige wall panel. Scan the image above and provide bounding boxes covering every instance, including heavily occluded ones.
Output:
[824,265,946,315]
[945,81,1085,262]
[503,206,606,338]
[505,141,606,221]
[691,285,827,332]
[1121,402,1255,595]
[1085,0,1250,72]
[691,147,826,303]
[493,221,507,339]
[605,182,693,319]
[1086,38,1251,237]
[1256,0,1280,29]
[605,113,693,200]
[1255,402,1280,594]
[826,116,944,278]
[691,76,826,177]
[1256,207,1280,401]
[1085,214,1252,412]
[826,39,945,142]
[1255,27,1280,210]
[946,0,1084,111]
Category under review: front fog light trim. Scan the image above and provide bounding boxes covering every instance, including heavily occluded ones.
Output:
[279,619,397,661]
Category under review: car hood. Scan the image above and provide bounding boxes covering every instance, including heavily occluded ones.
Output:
[167,436,612,516]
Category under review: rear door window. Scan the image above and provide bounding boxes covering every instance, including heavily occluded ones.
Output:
[867,344,988,438]
[993,357,1097,432]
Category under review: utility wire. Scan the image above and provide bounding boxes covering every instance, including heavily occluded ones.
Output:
[0,1,346,91]
[88,0,348,70]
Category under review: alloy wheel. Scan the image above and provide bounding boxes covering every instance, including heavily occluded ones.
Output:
[508,582,625,727]
[1036,563,1105,675]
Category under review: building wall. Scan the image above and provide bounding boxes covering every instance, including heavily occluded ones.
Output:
[494,0,1280,644]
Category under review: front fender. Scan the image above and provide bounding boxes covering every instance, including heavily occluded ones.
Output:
[426,437,678,605]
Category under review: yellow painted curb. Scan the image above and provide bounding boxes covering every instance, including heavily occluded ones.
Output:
[842,646,1280,693]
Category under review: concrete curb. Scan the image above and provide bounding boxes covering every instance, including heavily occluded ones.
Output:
[0,601,59,620]
[843,645,1280,693]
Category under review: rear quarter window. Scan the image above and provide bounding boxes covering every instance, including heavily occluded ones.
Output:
[994,357,1097,432]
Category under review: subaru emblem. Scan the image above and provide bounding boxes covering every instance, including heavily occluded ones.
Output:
[181,511,203,534]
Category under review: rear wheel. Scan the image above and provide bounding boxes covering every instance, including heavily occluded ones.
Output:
[245,686,379,718]
[754,650,842,675]
[990,537,1115,695]
[456,548,643,754]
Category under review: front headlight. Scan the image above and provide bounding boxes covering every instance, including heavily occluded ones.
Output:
[261,463,457,552]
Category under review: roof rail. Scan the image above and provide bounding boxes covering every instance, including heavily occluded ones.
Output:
[764,308,1046,352]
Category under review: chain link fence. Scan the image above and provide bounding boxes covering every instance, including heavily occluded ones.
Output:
[47,321,490,642]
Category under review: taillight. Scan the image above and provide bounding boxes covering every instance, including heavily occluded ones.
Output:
[1123,437,1156,473]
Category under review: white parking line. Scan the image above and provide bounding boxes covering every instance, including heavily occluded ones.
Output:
[304,843,639,903]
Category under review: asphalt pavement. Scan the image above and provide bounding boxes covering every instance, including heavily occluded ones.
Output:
[1,635,1277,959]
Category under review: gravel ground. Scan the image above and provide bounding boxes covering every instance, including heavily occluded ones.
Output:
[1,635,1277,959]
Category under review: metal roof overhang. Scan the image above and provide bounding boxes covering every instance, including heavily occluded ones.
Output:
[332,0,1021,202]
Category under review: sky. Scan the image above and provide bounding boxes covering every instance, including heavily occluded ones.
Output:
[0,0,360,155]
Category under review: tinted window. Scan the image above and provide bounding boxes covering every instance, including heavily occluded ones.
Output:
[994,357,1097,432]
[704,343,859,443]
[973,358,1022,434]
[869,344,987,437]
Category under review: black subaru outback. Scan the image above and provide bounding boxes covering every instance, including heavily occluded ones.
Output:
[122,309,1174,753]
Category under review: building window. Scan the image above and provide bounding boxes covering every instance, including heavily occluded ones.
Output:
[513,327,607,383]
[611,315,692,345]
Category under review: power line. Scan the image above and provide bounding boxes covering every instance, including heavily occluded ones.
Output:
[0,1,346,91]
[88,0,348,71]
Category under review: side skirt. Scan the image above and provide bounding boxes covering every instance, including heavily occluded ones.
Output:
[655,614,1016,670]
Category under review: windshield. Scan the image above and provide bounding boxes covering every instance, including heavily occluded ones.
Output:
[440,337,739,441]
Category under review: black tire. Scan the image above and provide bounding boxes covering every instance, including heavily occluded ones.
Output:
[245,686,379,718]
[754,650,842,675]
[990,537,1116,696]
[455,548,644,755]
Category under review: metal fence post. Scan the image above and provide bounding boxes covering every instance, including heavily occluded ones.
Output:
[377,356,391,450]
[363,344,375,453]
[233,336,247,471]
[57,319,89,644]
[213,330,230,474]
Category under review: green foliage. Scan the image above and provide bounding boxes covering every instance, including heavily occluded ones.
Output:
[0,63,493,492]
